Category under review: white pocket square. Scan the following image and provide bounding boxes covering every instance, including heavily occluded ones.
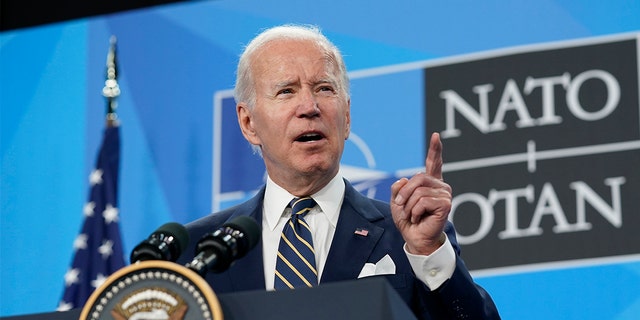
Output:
[357,254,396,278]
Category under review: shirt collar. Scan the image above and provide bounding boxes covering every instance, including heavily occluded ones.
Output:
[264,174,345,231]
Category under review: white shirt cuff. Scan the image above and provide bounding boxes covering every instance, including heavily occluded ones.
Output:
[404,233,456,291]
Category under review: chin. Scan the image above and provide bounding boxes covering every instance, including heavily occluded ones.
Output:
[296,160,333,175]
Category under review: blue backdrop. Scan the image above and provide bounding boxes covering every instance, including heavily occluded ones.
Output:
[2,0,639,318]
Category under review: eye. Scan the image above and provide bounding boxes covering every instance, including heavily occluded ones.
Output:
[317,85,336,95]
[277,88,294,96]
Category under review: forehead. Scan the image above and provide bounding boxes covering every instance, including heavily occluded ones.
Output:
[251,39,338,79]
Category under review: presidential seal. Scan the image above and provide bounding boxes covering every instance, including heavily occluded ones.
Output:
[80,260,223,320]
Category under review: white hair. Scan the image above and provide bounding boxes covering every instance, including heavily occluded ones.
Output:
[234,24,350,109]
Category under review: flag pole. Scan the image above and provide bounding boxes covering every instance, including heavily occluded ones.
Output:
[103,35,120,128]
[57,36,126,312]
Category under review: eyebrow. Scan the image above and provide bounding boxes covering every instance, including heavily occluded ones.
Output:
[312,77,336,86]
[272,77,336,90]
[305,74,339,89]
[272,78,300,91]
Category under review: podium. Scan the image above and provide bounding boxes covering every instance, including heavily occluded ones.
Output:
[1,277,416,320]
[217,277,416,320]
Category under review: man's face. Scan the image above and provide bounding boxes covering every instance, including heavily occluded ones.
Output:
[237,39,351,193]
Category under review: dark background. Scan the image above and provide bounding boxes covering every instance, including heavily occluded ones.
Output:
[0,0,192,31]
[424,39,640,269]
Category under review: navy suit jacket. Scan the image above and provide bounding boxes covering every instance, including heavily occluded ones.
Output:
[177,180,500,319]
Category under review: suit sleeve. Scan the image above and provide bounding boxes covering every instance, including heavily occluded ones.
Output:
[410,221,502,319]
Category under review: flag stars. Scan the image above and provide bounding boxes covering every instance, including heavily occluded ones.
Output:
[103,204,119,224]
[91,273,107,289]
[73,234,88,251]
[83,201,95,217]
[89,169,103,186]
[56,301,74,312]
[98,240,114,259]
[60,125,123,309]
[64,268,80,287]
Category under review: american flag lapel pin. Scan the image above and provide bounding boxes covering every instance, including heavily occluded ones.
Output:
[354,228,369,237]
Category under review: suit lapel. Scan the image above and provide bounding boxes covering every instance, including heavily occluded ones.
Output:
[321,181,386,283]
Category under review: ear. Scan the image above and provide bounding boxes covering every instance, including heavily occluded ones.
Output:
[237,103,261,146]
[344,98,351,139]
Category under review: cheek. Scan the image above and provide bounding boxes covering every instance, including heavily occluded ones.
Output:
[253,112,286,142]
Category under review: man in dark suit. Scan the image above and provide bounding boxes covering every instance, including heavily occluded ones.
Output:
[177,24,500,319]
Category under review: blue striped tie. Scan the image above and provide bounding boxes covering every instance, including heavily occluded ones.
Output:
[274,197,318,289]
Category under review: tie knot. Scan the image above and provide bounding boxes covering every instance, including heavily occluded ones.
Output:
[289,197,316,218]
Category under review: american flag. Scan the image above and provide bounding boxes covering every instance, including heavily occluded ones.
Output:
[57,125,125,311]
[354,228,369,237]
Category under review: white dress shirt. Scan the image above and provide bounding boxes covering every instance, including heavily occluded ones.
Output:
[262,174,455,291]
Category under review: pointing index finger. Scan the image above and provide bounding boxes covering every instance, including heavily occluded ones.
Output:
[426,132,444,180]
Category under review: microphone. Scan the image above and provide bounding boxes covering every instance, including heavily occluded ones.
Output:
[186,216,261,277]
[130,222,189,263]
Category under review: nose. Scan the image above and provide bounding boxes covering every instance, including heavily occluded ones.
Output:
[297,89,320,118]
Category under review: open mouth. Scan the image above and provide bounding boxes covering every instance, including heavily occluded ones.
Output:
[295,132,324,142]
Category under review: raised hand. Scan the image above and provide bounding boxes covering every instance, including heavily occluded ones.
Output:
[390,133,452,255]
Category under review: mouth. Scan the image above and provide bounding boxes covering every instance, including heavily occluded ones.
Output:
[295,131,325,143]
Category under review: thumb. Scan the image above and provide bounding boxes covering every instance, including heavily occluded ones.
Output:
[391,177,409,205]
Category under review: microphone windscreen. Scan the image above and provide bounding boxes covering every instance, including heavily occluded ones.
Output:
[156,222,190,254]
[130,222,190,263]
[224,216,261,252]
